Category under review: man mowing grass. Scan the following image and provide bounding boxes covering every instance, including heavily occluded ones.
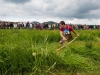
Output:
[57,21,79,51]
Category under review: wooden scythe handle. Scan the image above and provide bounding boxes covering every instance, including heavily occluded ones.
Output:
[68,36,78,44]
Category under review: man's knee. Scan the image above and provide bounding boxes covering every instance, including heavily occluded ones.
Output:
[60,40,63,44]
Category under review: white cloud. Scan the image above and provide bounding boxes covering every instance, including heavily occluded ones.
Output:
[0,0,100,24]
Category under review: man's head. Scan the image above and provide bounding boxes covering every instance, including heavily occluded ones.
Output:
[59,21,65,28]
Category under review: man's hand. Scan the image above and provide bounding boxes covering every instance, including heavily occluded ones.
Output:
[76,34,79,37]
[62,37,67,41]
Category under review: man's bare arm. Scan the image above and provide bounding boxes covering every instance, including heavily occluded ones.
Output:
[60,31,66,40]
[72,30,79,37]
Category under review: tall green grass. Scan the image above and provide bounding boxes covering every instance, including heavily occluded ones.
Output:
[0,29,100,75]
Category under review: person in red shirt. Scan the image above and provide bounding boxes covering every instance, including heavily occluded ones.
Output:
[59,21,79,46]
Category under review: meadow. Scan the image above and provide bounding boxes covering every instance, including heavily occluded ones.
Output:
[0,29,100,75]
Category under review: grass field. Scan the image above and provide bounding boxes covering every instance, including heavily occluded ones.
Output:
[0,29,100,75]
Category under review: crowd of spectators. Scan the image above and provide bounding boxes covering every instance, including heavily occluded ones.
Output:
[0,21,100,30]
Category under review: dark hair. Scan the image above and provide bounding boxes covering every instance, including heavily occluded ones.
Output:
[59,21,65,25]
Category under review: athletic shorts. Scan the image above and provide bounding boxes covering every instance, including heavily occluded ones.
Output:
[65,34,72,40]
[60,34,72,44]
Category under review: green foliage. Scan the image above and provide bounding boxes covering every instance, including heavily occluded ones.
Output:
[0,29,100,75]
[64,54,95,71]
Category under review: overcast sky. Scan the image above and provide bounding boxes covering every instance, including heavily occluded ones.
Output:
[0,0,100,24]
